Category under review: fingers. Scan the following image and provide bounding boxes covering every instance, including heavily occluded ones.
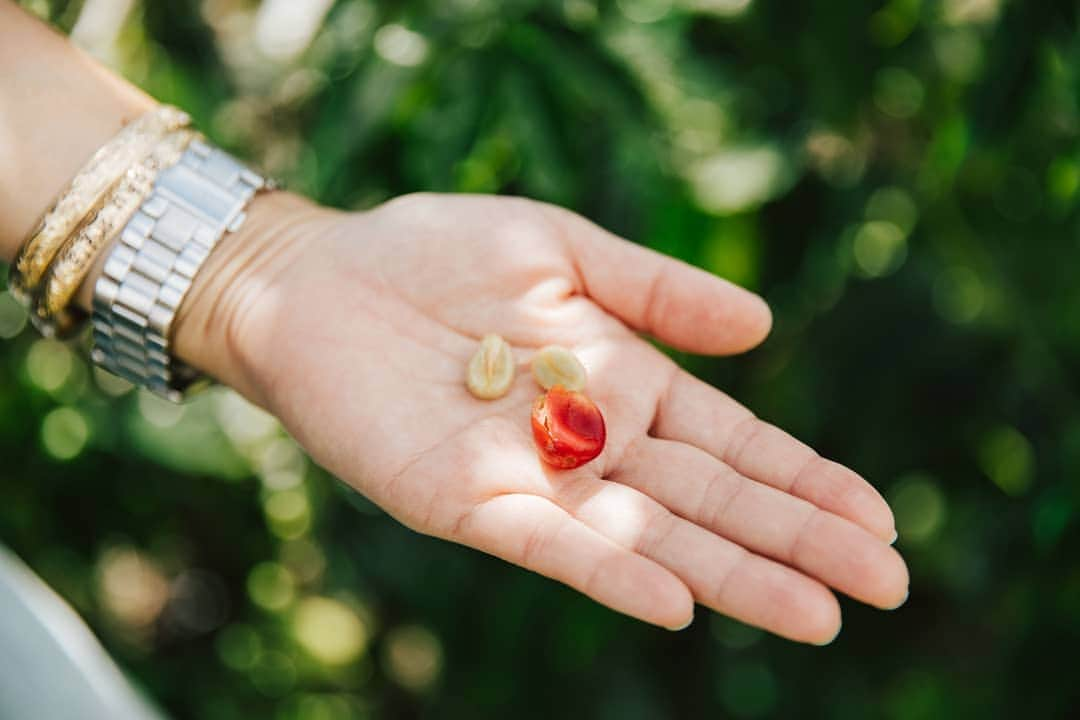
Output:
[615,437,909,610]
[554,477,842,644]
[653,370,897,541]
[453,492,694,629]
[544,205,772,355]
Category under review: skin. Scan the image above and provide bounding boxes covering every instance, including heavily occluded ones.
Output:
[190,191,908,642]
[1,3,908,644]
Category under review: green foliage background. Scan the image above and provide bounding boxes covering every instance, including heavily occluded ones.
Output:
[3,0,1080,717]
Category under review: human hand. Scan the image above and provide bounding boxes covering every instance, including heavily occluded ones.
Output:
[179,191,907,643]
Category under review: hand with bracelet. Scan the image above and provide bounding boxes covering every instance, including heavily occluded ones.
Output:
[0,3,907,645]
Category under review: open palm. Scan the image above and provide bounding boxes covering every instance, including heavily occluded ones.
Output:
[233,193,907,643]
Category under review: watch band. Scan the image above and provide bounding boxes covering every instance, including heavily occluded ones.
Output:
[91,137,269,402]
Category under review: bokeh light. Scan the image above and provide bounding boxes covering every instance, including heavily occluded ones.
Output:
[256,437,307,491]
[216,623,264,671]
[617,0,673,24]
[40,406,90,460]
[247,561,296,612]
[874,67,925,119]
[865,187,918,235]
[383,624,442,692]
[934,30,983,82]
[292,596,369,666]
[253,0,335,61]
[373,24,428,67]
[215,390,280,449]
[805,130,867,187]
[978,426,1036,497]
[933,265,986,324]
[166,570,229,636]
[263,489,312,539]
[26,339,74,393]
[890,474,948,545]
[277,693,361,720]
[138,388,186,428]
[852,221,908,278]
[279,538,327,585]
[682,0,752,17]
[1047,157,1080,202]
[942,0,1002,26]
[689,146,789,215]
[93,365,134,396]
[96,546,170,629]
[0,291,27,339]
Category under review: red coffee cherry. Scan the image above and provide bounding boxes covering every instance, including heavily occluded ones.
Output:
[530,385,606,469]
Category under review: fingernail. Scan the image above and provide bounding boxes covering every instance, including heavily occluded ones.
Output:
[889,529,899,545]
[666,615,693,631]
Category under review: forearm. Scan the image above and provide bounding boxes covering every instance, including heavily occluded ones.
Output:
[0,3,330,403]
[0,2,154,260]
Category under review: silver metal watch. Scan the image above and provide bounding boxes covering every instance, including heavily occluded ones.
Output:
[91,138,269,402]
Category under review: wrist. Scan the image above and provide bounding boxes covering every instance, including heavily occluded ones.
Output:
[175,190,340,406]
[76,189,337,406]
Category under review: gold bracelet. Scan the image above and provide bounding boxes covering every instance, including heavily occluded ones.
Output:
[8,105,190,304]
[32,129,197,338]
